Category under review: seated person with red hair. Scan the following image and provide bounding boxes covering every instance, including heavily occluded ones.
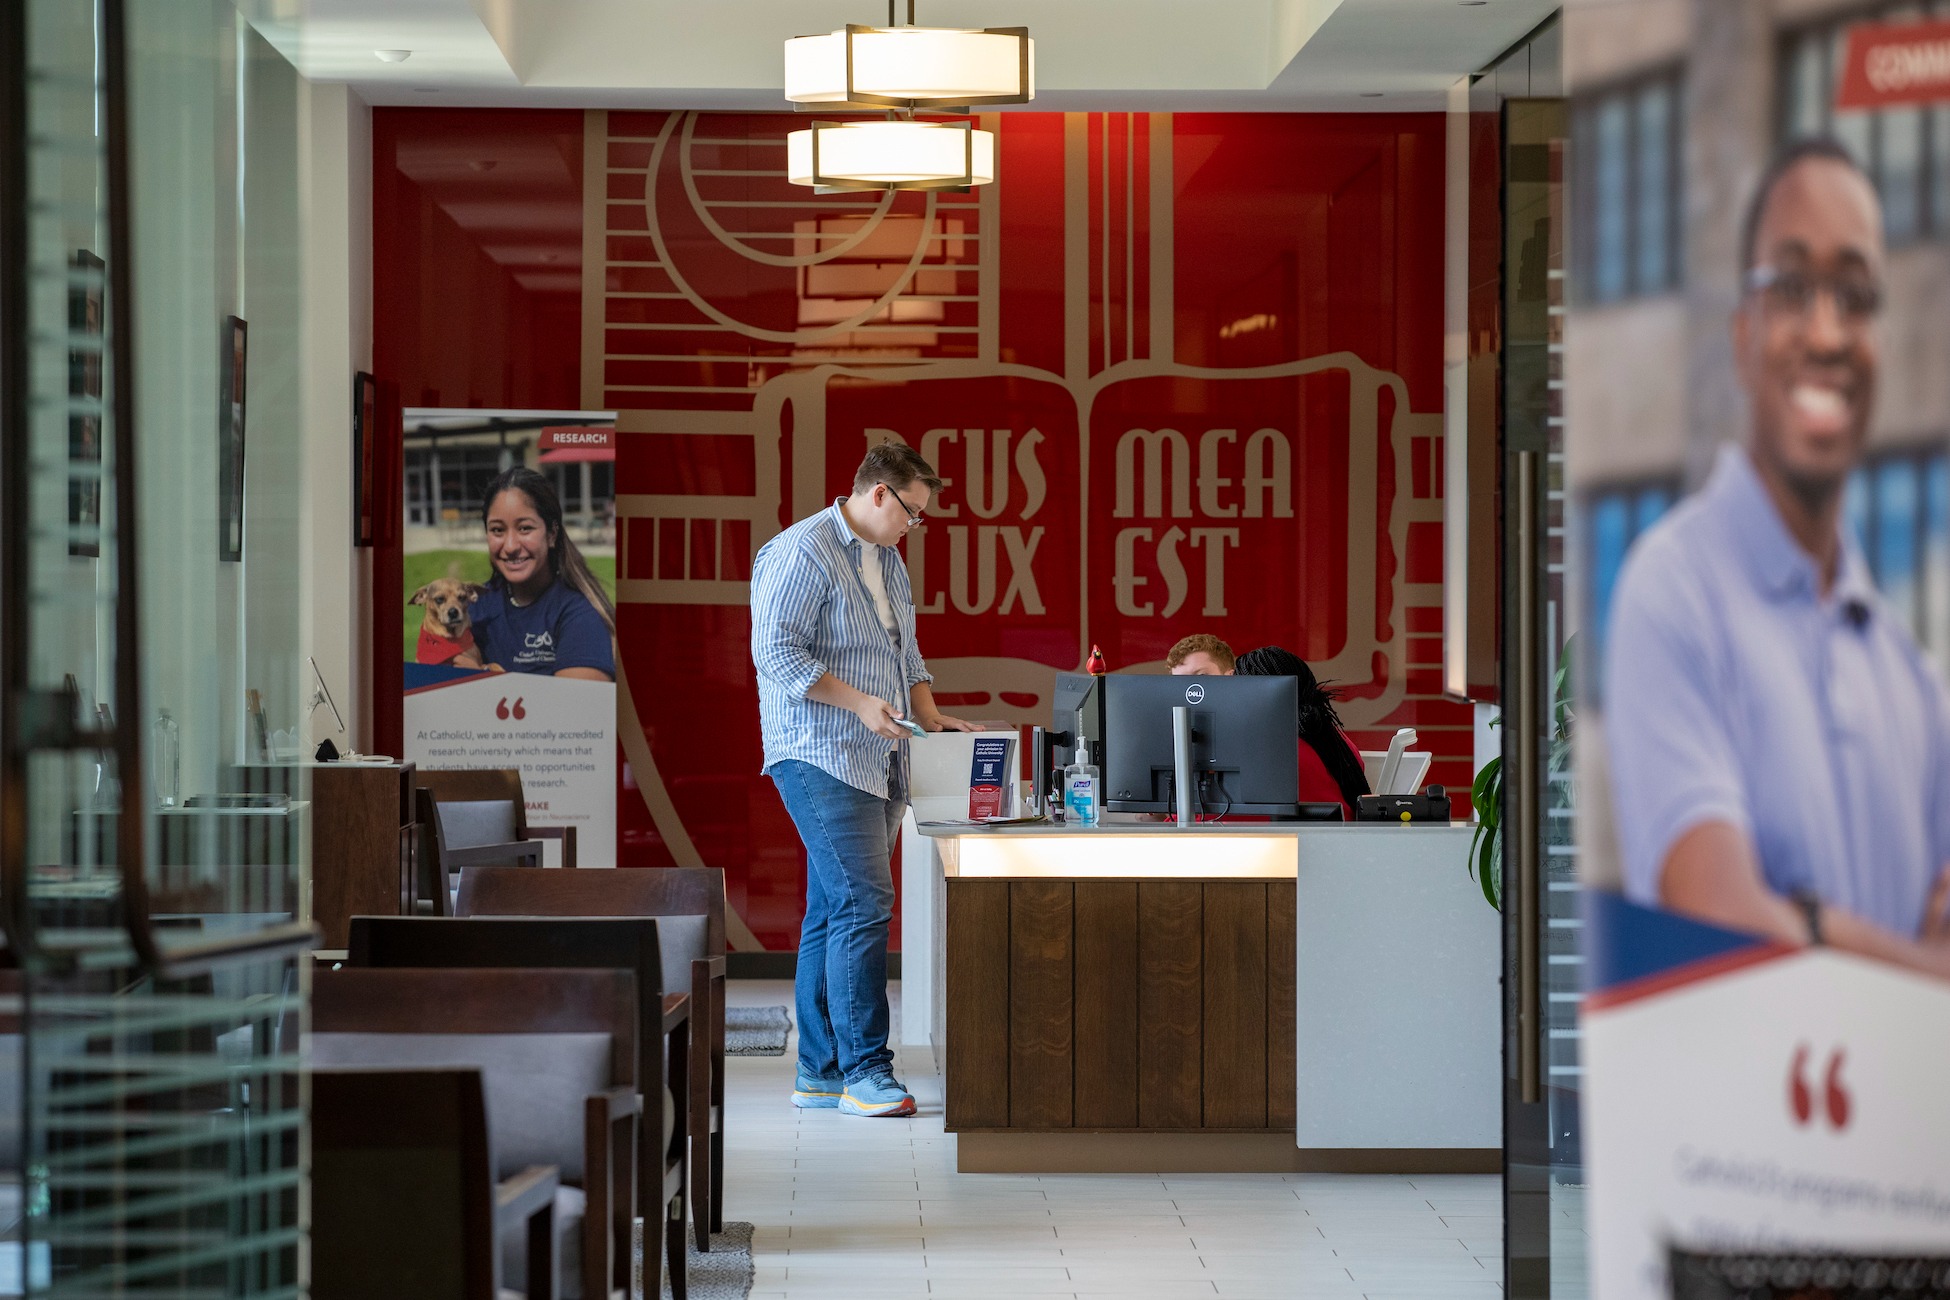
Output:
[1165,633,1236,677]
[1234,646,1370,819]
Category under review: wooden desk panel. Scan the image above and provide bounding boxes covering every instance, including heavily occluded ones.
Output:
[310,763,414,948]
[1072,882,1137,1128]
[946,877,1293,1136]
[1266,880,1298,1129]
[1202,882,1268,1129]
[1008,880,1073,1129]
[1137,882,1203,1130]
[943,879,1010,1129]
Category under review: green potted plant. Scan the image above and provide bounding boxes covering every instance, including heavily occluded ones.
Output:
[1467,636,1576,910]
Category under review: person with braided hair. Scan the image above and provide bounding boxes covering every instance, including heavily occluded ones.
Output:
[1234,645,1370,819]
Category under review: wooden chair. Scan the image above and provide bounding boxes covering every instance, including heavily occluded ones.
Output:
[457,866,728,1252]
[415,788,547,917]
[347,916,689,1300]
[312,1066,562,1300]
[312,967,639,1300]
[417,768,577,867]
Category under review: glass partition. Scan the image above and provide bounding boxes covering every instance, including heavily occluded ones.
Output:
[2,2,314,1293]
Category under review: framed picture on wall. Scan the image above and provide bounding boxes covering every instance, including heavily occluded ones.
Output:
[218,315,247,562]
[352,371,376,546]
[67,250,105,559]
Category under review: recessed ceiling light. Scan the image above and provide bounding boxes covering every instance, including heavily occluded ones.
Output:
[1360,92,1384,97]
[375,49,413,62]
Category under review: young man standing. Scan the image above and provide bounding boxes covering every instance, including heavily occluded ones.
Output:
[750,444,974,1116]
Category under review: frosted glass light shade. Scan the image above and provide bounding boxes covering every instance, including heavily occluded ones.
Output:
[783,26,1033,108]
[787,120,996,190]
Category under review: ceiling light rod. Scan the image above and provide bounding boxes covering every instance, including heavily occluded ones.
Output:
[888,0,915,25]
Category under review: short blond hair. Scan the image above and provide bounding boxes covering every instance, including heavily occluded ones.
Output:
[1165,633,1236,672]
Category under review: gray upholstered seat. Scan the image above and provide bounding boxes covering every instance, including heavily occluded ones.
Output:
[310,1030,628,1299]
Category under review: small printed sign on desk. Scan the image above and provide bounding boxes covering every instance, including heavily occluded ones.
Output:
[968,735,1015,820]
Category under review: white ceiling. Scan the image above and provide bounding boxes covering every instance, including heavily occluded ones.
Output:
[240,0,1556,112]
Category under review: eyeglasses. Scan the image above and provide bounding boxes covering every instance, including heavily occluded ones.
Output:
[879,482,924,527]
[1744,264,1883,324]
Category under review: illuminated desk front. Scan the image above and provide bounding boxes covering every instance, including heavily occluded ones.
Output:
[912,820,1499,1173]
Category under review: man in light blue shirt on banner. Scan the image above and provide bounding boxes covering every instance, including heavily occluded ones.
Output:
[1606,140,1950,980]
[751,443,974,1116]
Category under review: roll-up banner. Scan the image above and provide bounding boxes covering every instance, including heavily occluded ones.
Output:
[1568,9,1950,1294]
[402,409,619,866]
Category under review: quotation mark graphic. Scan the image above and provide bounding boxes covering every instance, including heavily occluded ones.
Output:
[1788,1044,1851,1130]
[494,697,528,721]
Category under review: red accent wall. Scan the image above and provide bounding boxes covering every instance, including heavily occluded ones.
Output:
[374,108,1465,952]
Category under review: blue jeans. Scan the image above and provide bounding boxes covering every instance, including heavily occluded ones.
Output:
[769,758,906,1085]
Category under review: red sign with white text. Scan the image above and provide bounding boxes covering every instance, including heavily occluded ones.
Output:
[1837,19,1950,109]
[539,425,615,453]
[375,108,1462,950]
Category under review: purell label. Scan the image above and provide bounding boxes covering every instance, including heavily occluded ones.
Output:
[1066,775,1097,823]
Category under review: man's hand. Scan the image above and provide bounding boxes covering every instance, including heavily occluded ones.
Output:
[1923,864,1950,944]
[906,682,974,734]
[852,694,912,741]
[807,672,910,740]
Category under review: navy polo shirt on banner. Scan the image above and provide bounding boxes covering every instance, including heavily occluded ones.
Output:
[471,578,615,677]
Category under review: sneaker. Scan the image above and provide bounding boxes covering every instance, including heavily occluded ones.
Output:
[791,1074,843,1109]
[839,1072,917,1117]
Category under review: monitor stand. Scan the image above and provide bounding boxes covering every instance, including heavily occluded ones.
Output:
[1172,706,1195,828]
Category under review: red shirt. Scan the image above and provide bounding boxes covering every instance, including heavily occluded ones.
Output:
[1297,738,1354,819]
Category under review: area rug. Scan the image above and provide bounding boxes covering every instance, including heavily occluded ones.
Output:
[634,1218,757,1300]
[725,1005,791,1056]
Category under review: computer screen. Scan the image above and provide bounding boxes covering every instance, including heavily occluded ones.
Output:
[1100,675,1302,817]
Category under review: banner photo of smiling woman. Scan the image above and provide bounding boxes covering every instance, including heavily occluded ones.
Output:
[469,466,617,682]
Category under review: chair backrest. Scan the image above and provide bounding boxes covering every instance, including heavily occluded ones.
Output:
[435,800,521,851]
[311,1066,496,1300]
[455,867,723,996]
[312,966,637,1182]
[414,790,533,915]
[417,768,527,827]
[350,916,663,1000]
[457,866,726,956]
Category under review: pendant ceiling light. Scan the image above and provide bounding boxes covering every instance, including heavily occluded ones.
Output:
[787,119,997,192]
[783,2,1032,111]
[782,1,1030,192]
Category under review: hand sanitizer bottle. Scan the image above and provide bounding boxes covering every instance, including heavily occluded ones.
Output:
[1064,743,1100,826]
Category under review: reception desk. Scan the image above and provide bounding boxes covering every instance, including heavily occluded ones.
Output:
[908,819,1499,1173]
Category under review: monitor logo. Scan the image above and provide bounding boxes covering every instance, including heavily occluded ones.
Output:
[1185,683,1205,705]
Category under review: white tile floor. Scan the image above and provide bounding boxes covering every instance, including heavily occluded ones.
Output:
[723,980,1515,1300]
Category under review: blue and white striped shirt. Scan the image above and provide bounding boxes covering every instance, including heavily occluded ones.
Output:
[751,500,933,799]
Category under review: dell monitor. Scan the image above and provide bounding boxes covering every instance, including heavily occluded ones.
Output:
[1101,674,1304,818]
